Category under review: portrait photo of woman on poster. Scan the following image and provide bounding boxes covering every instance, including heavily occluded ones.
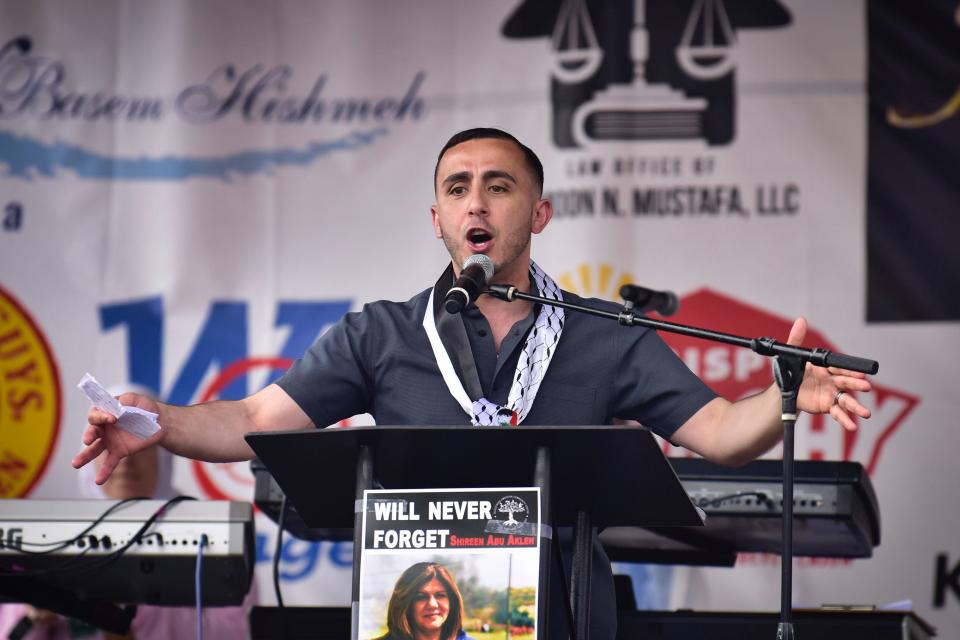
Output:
[372,562,475,640]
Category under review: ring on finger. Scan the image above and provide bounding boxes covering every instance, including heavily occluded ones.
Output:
[834,390,845,406]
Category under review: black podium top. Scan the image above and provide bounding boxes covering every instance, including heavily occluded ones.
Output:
[246,425,703,531]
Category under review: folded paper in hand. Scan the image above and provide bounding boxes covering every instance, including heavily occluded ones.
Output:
[77,372,161,440]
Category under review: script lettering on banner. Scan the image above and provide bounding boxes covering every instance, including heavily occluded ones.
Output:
[358,488,540,639]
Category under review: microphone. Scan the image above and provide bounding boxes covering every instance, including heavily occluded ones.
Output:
[619,284,680,316]
[445,254,495,314]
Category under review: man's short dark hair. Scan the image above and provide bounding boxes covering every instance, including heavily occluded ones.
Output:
[434,127,544,195]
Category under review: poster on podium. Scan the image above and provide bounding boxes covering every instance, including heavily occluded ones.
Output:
[358,488,541,640]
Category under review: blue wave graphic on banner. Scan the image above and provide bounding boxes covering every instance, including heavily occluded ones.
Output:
[0,127,388,181]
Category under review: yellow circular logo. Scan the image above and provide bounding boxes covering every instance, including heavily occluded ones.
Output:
[0,285,61,497]
[557,262,634,300]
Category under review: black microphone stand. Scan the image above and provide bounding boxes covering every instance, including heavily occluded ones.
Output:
[485,283,879,640]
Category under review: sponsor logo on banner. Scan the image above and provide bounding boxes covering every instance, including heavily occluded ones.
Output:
[503,0,792,147]
[661,289,918,474]
[502,1,800,223]
[557,262,634,299]
[189,357,294,503]
[0,36,427,180]
[97,296,353,498]
[557,265,918,475]
[543,159,798,220]
[0,285,61,497]
[98,296,354,582]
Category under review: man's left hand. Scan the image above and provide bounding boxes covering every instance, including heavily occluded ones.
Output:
[787,317,872,431]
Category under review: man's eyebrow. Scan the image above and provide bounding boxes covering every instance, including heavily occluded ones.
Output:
[441,171,471,188]
[440,169,518,189]
[483,169,517,184]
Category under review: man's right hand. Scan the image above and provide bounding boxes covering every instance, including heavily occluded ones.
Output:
[71,392,164,485]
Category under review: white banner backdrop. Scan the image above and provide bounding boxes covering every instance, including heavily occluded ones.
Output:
[1,0,957,634]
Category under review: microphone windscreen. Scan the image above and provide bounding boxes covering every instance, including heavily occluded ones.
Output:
[463,254,494,280]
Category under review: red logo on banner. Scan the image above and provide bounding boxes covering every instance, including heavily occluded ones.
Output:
[190,356,352,502]
[660,289,918,474]
[190,357,292,502]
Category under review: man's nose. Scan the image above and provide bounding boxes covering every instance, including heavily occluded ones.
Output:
[466,187,489,215]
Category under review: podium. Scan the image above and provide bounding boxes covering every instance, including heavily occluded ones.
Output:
[246,425,703,640]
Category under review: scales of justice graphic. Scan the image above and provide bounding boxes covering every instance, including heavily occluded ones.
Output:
[551,0,737,145]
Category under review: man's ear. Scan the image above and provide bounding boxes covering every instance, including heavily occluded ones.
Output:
[430,204,443,239]
[531,198,553,234]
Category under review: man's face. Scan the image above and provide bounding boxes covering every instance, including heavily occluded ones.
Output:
[410,577,450,635]
[431,138,551,282]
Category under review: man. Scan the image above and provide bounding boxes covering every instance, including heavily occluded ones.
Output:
[75,128,871,638]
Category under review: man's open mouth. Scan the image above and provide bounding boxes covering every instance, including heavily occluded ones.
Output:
[466,227,493,250]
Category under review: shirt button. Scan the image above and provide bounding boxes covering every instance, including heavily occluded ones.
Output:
[478,329,488,337]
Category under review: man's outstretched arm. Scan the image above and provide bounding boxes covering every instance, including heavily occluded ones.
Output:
[670,317,873,467]
[72,383,312,485]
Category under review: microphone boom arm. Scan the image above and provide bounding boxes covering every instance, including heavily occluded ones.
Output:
[485,284,878,375]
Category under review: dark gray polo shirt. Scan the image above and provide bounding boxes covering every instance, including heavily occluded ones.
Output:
[277,283,716,640]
